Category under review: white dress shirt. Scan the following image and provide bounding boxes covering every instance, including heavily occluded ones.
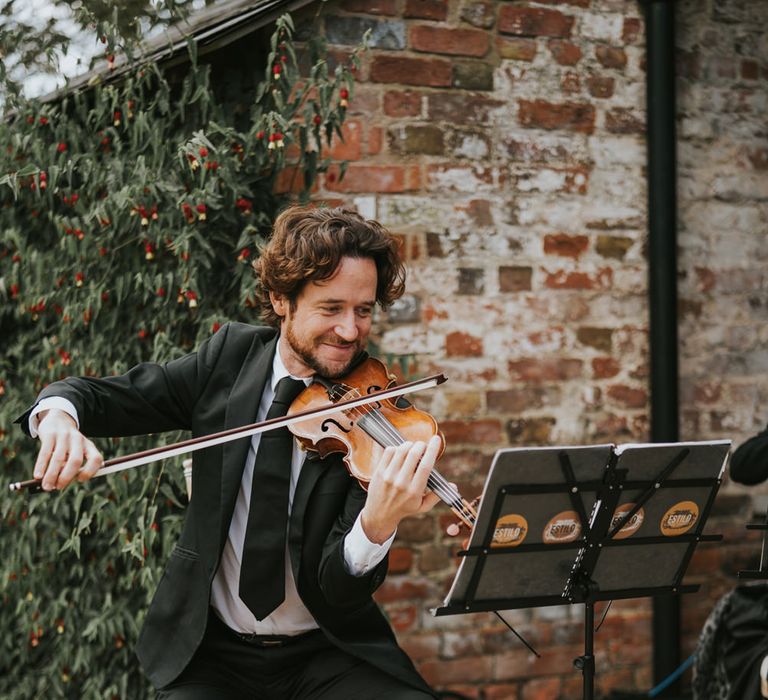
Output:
[30,338,395,635]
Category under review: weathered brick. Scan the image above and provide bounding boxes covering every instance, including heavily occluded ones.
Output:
[387,547,413,573]
[499,6,575,38]
[508,358,583,382]
[487,386,560,413]
[518,99,596,134]
[741,59,759,80]
[543,233,589,258]
[417,544,453,573]
[420,655,495,686]
[499,266,533,292]
[273,165,319,194]
[441,419,502,444]
[694,266,716,292]
[587,74,615,98]
[453,61,495,91]
[345,87,380,115]
[325,119,363,160]
[370,55,452,86]
[340,0,397,15]
[595,235,633,260]
[506,416,556,444]
[605,108,645,134]
[385,604,418,631]
[543,268,613,290]
[437,449,489,478]
[464,199,493,226]
[547,39,582,66]
[442,391,483,418]
[496,36,538,61]
[676,48,701,80]
[622,16,642,44]
[428,93,504,125]
[367,125,383,155]
[411,25,490,57]
[324,164,421,192]
[403,0,448,20]
[533,0,589,6]
[596,45,628,70]
[446,330,484,357]
[607,384,648,408]
[400,633,441,661]
[396,515,434,542]
[374,576,434,603]
[592,357,621,379]
[485,684,521,700]
[458,267,485,294]
[461,1,496,29]
[389,125,445,155]
[522,677,561,700]
[577,327,613,352]
[747,147,768,170]
[560,71,581,94]
[384,90,423,117]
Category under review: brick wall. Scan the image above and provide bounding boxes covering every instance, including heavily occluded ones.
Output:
[300,0,767,696]
[676,0,768,671]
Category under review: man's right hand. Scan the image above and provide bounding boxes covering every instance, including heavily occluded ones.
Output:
[34,409,104,491]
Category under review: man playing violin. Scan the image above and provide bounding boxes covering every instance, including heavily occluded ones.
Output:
[18,206,441,698]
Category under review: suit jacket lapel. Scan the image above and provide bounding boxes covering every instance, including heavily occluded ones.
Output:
[219,333,279,545]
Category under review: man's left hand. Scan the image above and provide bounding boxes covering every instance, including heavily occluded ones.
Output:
[360,436,442,544]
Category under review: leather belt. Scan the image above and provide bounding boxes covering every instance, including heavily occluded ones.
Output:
[213,614,321,647]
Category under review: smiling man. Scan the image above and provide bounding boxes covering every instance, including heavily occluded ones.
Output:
[18,206,440,699]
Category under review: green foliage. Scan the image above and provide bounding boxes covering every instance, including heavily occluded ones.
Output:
[0,0,209,106]
[0,13,359,698]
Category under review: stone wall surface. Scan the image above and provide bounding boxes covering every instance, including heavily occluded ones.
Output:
[299,0,767,696]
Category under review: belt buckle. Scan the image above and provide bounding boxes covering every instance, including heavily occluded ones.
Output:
[257,638,286,648]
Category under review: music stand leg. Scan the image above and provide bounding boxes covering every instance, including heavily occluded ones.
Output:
[574,602,596,700]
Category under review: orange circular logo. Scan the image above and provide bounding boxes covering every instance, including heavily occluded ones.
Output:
[542,510,582,544]
[491,514,528,548]
[610,503,644,540]
[660,501,699,536]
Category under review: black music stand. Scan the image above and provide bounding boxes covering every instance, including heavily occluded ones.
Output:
[434,441,730,700]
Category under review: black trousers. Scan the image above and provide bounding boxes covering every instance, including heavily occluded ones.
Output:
[157,611,434,700]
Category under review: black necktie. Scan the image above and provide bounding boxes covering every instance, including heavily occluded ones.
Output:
[239,376,306,620]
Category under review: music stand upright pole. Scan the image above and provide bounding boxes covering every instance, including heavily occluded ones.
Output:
[575,602,596,700]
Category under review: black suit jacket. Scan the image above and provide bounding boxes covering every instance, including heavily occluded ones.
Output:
[18,322,432,693]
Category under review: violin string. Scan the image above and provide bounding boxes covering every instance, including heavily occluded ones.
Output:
[328,384,476,524]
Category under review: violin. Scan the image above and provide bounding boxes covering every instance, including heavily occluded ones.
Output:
[10,357,477,533]
[288,357,477,531]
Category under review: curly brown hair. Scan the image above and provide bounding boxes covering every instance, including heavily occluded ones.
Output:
[253,205,406,327]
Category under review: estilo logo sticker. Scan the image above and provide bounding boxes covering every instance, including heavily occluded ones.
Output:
[610,503,644,539]
[542,510,582,544]
[491,514,528,547]
[660,501,699,536]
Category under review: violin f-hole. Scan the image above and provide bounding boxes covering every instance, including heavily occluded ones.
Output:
[321,418,354,434]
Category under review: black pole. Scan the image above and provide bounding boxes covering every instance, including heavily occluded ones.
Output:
[573,601,596,700]
[583,602,595,700]
[644,0,680,694]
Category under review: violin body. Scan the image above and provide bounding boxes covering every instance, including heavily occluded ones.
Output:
[287,357,445,488]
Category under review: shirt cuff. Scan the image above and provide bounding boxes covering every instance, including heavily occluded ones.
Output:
[342,512,396,576]
[28,397,79,438]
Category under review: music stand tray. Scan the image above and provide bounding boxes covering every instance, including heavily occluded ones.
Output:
[434,440,730,700]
